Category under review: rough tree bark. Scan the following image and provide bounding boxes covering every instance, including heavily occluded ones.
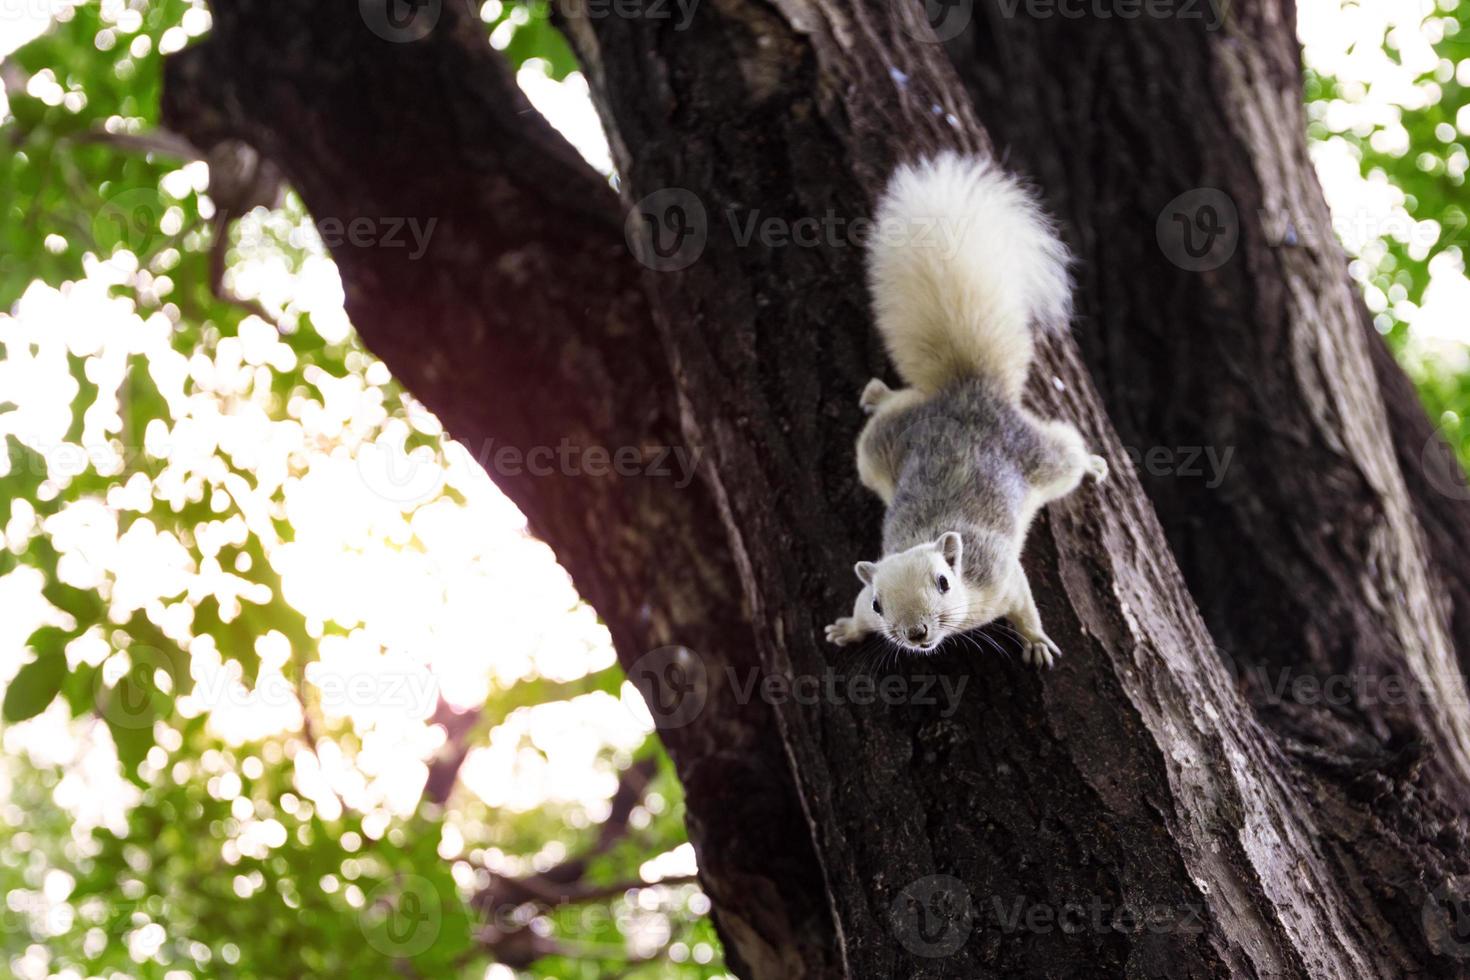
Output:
[560,0,1470,974]
[948,1,1470,967]
[161,0,1470,976]
[950,0,1470,749]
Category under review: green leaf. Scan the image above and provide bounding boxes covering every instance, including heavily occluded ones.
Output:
[107,710,153,783]
[42,578,105,625]
[3,630,69,722]
[64,353,100,445]
[0,435,48,528]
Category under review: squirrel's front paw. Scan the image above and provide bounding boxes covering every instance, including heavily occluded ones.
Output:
[825,617,864,646]
[859,379,893,415]
[1086,454,1109,483]
[1023,635,1061,670]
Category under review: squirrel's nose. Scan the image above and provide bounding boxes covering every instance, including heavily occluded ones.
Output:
[907,625,928,642]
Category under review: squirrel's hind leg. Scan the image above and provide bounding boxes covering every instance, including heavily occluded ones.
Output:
[1023,415,1106,505]
[855,381,928,504]
[860,378,895,414]
[859,377,928,417]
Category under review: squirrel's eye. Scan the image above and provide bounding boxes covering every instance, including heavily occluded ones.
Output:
[872,598,883,616]
[937,575,950,594]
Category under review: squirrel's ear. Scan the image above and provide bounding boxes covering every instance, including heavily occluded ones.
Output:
[937,532,963,570]
[854,561,877,586]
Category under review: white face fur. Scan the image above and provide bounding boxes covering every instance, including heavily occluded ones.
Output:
[856,532,1000,652]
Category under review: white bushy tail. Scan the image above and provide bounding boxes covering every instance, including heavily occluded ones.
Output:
[867,153,1072,400]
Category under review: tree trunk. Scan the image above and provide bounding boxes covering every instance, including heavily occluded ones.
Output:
[950,0,1470,752]
[163,0,1470,976]
[947,2,1470,968]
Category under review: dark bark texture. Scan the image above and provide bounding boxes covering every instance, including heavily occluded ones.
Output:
[948,3,1470,971]
[162,0,1470,976]
[951,0,1470,756]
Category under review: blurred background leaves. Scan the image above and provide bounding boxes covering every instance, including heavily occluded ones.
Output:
[0,1,716,977]
[1304,0,1470,462]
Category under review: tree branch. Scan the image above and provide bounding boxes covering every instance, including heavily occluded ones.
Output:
[159,5,837,974]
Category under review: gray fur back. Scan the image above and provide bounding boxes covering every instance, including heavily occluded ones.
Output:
[861,379,1044,585]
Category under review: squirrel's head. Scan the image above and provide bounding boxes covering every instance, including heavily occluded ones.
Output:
[856,532,996,652]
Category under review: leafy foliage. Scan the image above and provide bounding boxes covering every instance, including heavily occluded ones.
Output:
[1305,1,1470,464]
[0,2,719,978]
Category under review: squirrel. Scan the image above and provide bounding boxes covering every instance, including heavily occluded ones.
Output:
[824,153,1107,668]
